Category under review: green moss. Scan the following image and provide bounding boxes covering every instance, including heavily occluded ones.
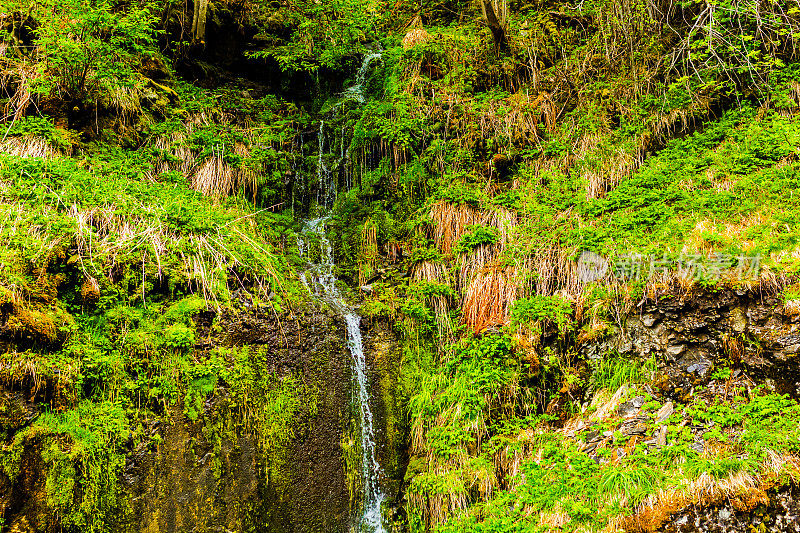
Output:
[341,424,363,505]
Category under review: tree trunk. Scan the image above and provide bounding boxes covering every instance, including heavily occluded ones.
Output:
[480,0,508,51]
[191,0,208,43]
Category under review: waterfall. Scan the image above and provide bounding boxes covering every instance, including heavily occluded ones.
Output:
[317,121,334,209]
[314,46,382,207]
[299,49,386,532]
[297,218,385,532]
[342,51,383,103]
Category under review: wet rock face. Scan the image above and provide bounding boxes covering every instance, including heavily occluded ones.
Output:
[594,289,800,398]
[0,390,39,432]
[127,397,262,533]
[362,318,407,519]
[134,306,354,533]
[0,305,356,533]
[0,437,48,533]
[660,484,800,533]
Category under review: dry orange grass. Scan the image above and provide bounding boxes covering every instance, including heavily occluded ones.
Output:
[610,452,800,533]
[529,244,582,298]
[192,142,256,198]
[462,266,520,333]
[149,112,264,200]
[428,201,483,255]
[721,332,745,361]
[403,28,431,50]
[585,148,641,200]
[426,201,521,328]
[411,259,454,337]
[479,91,542,146]
[358,218,378,286]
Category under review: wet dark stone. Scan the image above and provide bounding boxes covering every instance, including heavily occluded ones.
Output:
[660,483,800,533]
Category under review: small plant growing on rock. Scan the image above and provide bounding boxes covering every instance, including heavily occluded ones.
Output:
[782,284,800,316]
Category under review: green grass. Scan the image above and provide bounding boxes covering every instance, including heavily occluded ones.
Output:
[590,354,656,392]
[425,386,800,533]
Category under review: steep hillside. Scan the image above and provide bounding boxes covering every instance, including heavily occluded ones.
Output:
[2,0,800,532]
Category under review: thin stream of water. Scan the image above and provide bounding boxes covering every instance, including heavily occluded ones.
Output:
[297,49,386,532]
[297,218,385,532]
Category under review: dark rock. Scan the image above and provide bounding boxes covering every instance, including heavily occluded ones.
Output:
[621,422,648,436]
[0,390,39,431]
[617,398,642,417]
[660,482,800,532]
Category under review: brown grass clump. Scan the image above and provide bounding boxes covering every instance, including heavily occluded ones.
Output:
[585,149,640,200]
[148,112,265,201]
[688,220,720,255]
[0,136,66,158]
[428,201,483,255]
[528,244,581,298]
[403,28,431,50]
[358,218,378,286]
[785,299,800,317]
[150,131,195,177]
[462,266,520,333]
[611,452,800,533]
[412,259,454,337]
[479,91,542,146]
[0,63,37,122]
[425,200,523,330]
[576,313,609,344]
[100,76,145,127]
[721,332,745,361]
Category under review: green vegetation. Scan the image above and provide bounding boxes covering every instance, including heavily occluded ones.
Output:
[590,354,656,393]
[3,0,800,530]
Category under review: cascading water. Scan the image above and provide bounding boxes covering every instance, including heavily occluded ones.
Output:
[297,218,385,532]
[343,50,382,103]
[298,49,386,532]
[317,121,335,209]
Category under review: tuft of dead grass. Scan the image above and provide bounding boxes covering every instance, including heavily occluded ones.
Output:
[785,299,800,317]
[403,28,431,50]
[411,259,454,337]
[585,97,714,200]
[0,136,67,158]
[358,218,378,286]
[462,266,520,333]
[610,452,800,533]
[0,63,37,122]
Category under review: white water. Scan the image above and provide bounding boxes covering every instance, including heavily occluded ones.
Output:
[298,49,386,532]
[317,121,335,209]
[343,51,382,103]
[297,217,385,532]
